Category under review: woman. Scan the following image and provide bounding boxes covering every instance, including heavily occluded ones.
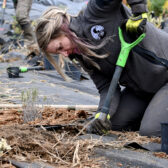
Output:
[36,0,168,137]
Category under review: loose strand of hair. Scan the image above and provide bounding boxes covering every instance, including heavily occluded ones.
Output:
[44,52,69,81]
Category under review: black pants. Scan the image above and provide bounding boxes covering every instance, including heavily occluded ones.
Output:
[110,88,150,133]
[99,83,168,137]
[139,83,168,136]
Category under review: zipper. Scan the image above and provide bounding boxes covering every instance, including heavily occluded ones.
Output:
[133,46,168,68]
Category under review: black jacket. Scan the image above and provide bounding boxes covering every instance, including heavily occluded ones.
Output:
[69,0,168,97]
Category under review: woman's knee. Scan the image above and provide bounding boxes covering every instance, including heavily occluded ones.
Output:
[139,83,168,137]
[139,125,161,137]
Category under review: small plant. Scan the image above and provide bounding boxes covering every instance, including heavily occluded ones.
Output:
[147,0,168,29]
[150,0,167,17]
[21,88,42,123]
[148,14,163,28]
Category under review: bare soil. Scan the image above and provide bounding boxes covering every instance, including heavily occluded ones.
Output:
[0,107,88,126]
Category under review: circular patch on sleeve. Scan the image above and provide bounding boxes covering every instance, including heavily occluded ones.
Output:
[91,25,106,40]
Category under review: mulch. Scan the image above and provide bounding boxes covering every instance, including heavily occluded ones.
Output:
[0,107,167,168]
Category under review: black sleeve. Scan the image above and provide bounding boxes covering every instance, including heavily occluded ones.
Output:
[73,54,111,93]
[127,0,148,15]
[96,0,148,15]
[95,0,121,9]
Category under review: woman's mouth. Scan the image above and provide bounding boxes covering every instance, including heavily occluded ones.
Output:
[67,49,73,55]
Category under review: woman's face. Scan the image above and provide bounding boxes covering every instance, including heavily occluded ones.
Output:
[46,35,75,57]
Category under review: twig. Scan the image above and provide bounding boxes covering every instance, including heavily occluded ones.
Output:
[32,139,69,165]
[72,141,80,166]
[53,133,64,148]
[16,41,23,49]
[62,145,75,159]
[72,120,93,141]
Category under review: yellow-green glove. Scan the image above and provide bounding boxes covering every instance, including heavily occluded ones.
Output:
[126,13,147,34]
[86,112,111,135]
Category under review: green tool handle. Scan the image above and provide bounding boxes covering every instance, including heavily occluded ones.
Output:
[100,27,146,120]
[101,66,123,116]
[19,67,28,72]
[117,27,145,67]
[19,66,43,72]
[27,66,43,71]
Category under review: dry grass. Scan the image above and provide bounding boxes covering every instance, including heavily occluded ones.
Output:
[0,107,166,167]
[0,107,102,167]
[109,131,161,146]
[0,107,89,126]
[0,125,102,168]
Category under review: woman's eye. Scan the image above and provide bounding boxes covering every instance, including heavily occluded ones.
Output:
[58,46,63,50]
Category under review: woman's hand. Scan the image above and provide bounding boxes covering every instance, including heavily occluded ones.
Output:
[126,13,147,34]
[86,112,112,135]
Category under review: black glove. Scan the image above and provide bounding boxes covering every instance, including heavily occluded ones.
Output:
[12,0,18,4]
[86,112,112,135]
[126,13,148,34]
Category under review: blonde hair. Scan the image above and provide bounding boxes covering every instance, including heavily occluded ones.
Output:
[36,7,111,80]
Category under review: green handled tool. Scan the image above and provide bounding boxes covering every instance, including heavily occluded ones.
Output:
[19,66,43,72]
[97,27,146,121]
[7,66,43,78]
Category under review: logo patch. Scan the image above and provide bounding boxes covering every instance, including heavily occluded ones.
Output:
[91,25,105,40]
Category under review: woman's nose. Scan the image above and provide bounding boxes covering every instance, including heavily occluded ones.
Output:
[59,51,68,57]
